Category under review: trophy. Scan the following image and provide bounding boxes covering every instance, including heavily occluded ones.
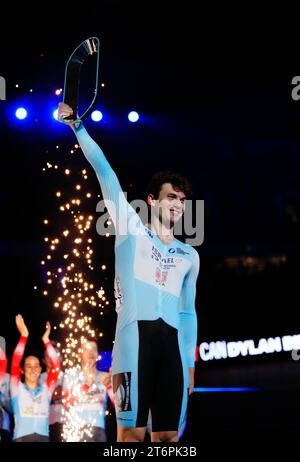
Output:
[62,37,100,123]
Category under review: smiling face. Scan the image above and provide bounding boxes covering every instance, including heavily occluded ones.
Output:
[148,182,186,228]
[80,340,98,368]
[22,356,42,387]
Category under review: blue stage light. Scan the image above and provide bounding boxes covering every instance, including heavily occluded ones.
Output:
[91,110,103,122]
[53,109,59,120]
[128,111,139,123]
[15,107,28,120]
[193,387,260,392]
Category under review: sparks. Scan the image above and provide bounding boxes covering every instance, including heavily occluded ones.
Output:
[40,145,111,441]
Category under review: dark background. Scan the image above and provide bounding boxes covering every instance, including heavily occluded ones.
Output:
[0,3,299,442]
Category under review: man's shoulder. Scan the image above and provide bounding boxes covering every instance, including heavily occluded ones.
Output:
[174,239,199,258]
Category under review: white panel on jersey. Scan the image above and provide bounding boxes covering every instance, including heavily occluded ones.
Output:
[134,232,191,297]
[19,386,49,418]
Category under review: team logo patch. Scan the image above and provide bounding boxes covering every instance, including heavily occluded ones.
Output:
[113,372,132,413]
[168,247,190,256]
[155,267,168,286]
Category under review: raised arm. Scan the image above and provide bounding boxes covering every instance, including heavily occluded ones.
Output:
[179,251,200,394]
[58,103,140,234]
[0,347,7,386]
[42,322,60,393]
[10,315,29,397]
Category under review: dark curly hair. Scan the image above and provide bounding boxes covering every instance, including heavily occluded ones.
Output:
[146,171,192,200]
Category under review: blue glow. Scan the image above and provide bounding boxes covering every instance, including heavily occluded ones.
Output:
[97,351,112,371]
[53,109,59,120]
[15,107,28,120]
[193,387,260,392]
[128,111,139,123]
[91,110,103,122]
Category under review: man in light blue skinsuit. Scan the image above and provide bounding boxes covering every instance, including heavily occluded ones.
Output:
[58,103,200,442]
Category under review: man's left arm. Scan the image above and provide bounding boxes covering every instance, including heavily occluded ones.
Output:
[0,347,7,386]
[42,322,60,393]
[179,250,200,395]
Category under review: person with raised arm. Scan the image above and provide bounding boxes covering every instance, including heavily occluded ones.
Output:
[58,103,199,442]
[10,315,60,442]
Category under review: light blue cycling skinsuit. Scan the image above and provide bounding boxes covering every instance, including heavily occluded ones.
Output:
[73,124,199,431]
[10,337,60,441]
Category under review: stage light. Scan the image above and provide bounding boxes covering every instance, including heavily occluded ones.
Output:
[193,387,260,393]
[15,107,28,120]
[53,109,59,120]
[91,110,103,122]
[128,111,139,123]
